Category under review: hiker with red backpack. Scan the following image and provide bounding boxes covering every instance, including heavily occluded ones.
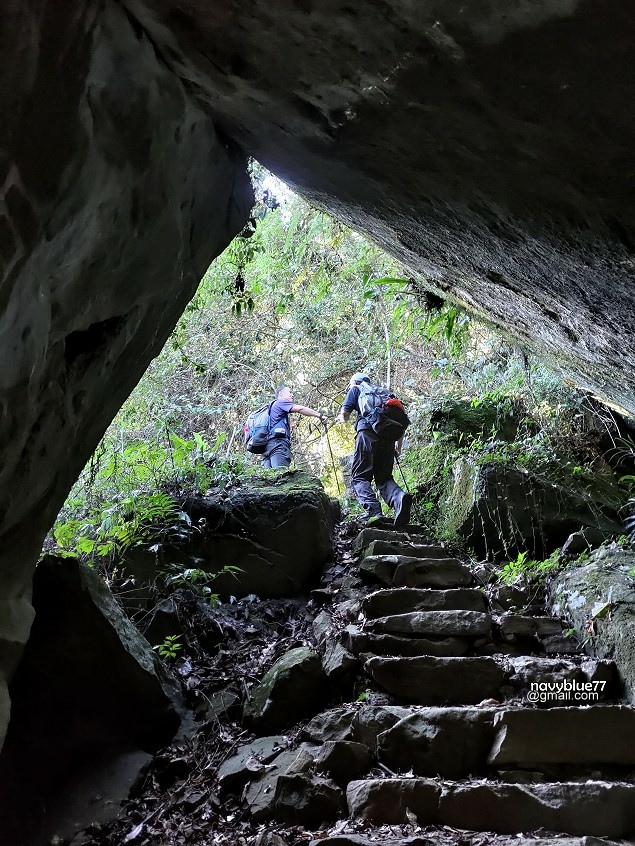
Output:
[245,385,327,468]
[335,372,412,526]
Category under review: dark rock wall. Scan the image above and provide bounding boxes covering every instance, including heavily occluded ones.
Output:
[128,0,635,410]
[0,0,252,740]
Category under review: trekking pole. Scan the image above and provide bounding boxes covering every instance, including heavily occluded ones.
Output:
[394,452,411,494]
[323,422,343,496]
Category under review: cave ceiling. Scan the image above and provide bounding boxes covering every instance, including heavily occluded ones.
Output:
[128,0,635,413]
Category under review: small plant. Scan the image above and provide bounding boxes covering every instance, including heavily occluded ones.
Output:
[499,548,562,584]
[500,551,532,584]
[163,563,242,606]
[154,634,182,660]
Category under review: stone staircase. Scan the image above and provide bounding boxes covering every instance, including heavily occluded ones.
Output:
[223,524,635,843]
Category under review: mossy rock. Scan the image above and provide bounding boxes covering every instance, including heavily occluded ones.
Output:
[243,646,326,733]
[551,549,635,700]
[125,470,334,598]
[428,398,519,443]
[441,459,623,559]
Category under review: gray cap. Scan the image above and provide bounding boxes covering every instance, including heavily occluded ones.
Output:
[350,372,371,385]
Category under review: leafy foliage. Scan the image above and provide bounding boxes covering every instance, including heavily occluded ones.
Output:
[153,635,182,661]
[48,166,630,565]
[499,549,562,585]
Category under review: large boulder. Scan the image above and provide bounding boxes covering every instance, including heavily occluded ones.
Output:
[442,460,622,558]
[0,555,184,844]
[550,548,635,701]
[243,646,327,734]
[0,0,252,749]
[126,470,335,598]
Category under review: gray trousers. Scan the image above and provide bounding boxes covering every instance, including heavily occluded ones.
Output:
[262,438,291,468]
[351,429,403,516]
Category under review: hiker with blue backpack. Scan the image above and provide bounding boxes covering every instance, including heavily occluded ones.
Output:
[335,372,412,526]
[245,385,327,468]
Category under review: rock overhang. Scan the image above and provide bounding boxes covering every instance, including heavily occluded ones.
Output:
[128,0,635,413]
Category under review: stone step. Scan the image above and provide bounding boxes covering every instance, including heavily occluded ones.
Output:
[310,836,620,846]
[346,778,635,836]
[364,632,471,658]
[372,705,500,778]
[364,655,506,704]
[353,527,433,555]
[363,652,616,703]
[365,610,492,639]
[489,706,635,766]
[362,587,486,618]
[507,655,617,699]
[356,703,635,778]
[360,555,472,588]
[364,539,450,559]
[500,614,564,639]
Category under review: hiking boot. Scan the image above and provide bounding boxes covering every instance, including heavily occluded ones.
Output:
[394,492,413,527]
[367,514,384,525]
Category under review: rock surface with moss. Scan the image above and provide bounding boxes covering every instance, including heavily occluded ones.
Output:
[125,470,335,598]
[550,548,635,701]
[406,398,623,558]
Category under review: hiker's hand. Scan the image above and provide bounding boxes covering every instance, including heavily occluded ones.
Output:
[394,443,402,457]
[319,414,328,425]
[334,413,345,424]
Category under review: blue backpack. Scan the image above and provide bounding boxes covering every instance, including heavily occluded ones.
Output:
[244,403,273,454]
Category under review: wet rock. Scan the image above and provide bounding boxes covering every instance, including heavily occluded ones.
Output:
[560,529,608,561]
[253,833,289,846]
[245,745,318,820]
[500,615,563,639]
[364,540,451,560]
[217,735,288,792]
[488,707,635,766]
[376,707,499,778]
[360,555,472,589]
[0,556,184,843]
[321,641,358,679]
[0,0,253,759]
[243,647,326,733]
[340,624,369,655]
[303,708,356,743]
[202,687,241,720]
[315,740,373,782]
[313,609,336,646]
[334,597,363,622]
[492,585,531,611]
[438,781,635,837]
[365,656,506,705]
[366,610,491,638]
[542,635,584,655]
[347,778,440,824]
[352,705,411,751]
[273,773,345,825]
[363,633,470,658]
[353,529,434,556]
[362,587,486,618]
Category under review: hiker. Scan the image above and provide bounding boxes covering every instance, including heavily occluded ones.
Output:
[262,385,328,468]
[335,372,412,525]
